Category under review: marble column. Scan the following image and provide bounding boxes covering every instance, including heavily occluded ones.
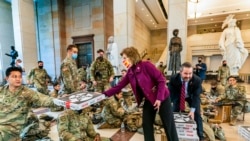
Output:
[0,1,15,82]
[113,0,135,53]
[12,0,38,73]
[204,55,211,71]
[167,0,188,66]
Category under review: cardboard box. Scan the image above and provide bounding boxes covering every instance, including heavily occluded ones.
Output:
[238,126,250,140]
[161,133,199,141]
[53,91,105,110]
[161,113,199,141]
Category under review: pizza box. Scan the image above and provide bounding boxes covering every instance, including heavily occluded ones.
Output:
[53,91,105,110]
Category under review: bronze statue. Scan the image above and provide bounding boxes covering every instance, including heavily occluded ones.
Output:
[5,46,18,67]
[168,29,182,75]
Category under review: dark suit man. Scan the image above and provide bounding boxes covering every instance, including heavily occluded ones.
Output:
[169,62,204,140]
[195,57,207,82]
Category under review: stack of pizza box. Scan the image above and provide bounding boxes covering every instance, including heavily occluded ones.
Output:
[174,113,199,141]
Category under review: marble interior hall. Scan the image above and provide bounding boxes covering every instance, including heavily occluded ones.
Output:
[0,0,250,140]
[0,0,250,81]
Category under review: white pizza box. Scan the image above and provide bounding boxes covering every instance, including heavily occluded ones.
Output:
[179,135,199,141]
[53,91,105,110]
[238,126,250,140]
[174,112,197,128]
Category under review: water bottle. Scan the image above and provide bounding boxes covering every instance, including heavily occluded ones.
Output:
[121,122,125,132]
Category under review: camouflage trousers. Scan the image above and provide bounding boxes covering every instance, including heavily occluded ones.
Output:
[105,117,123,128]
[35,84,49,95]
[124,113,142,132]
[231,102,244,118]
[94,81,111,93]
[219,77,227,86]
[0,126,20,141]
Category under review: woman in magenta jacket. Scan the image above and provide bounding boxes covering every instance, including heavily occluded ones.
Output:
[103,47,178,141]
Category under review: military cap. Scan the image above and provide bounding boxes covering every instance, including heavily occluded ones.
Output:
[97,49,104,53]
[122,88,132,96]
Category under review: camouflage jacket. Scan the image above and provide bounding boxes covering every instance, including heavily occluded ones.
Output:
[78,68,87,81]
[217,66,230,79]
[58,109,98,141]
[90,58,114,81]
[27,67,50,86]
[0,85,54,140]
[60,57,79,93]
[101,96,125,121]
[49,90,58,98]
[210,84,225,97]
[220,85,246,101]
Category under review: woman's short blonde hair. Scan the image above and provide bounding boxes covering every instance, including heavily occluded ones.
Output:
[120,47,141,64]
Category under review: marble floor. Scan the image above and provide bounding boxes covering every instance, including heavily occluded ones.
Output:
[40,81,250,141]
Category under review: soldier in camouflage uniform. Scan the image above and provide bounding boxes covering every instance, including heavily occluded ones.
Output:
[90,49,114,93]
[78,65,88,82]
[27,61,50,95]
[58,109,110,141]
[217,60,230,86]
[49,82,64,111]
[0,67,55,141]
[216,76,246,126]
[209,80,225,97]
[60,44,79,94]
[99,93,125,129]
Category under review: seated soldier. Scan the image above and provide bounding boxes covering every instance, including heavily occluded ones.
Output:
[49,82,64,111]
[58,108,110,141]
[49,82,61,98]
[215,76,246,126]
[121,90,142,132]
[209,80,225,98]
[79,79,88,92]
[98,93,125,129]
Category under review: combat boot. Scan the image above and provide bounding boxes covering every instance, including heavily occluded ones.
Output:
[229,116,237,126]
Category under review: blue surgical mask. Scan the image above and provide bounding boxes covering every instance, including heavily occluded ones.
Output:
[72,53,78,59]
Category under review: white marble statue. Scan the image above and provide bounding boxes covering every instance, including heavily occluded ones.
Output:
[219,14,248,76]
[106,36,119,75]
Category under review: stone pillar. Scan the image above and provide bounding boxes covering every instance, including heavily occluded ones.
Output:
[0,1,15,82]
[113,0,135,54]
[167,0,188,66]
[12,0,38,74]
[204,55,211,71]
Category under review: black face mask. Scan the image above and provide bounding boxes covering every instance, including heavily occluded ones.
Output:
[39,66,43,69]
[198,60,201,63]
[97,56,104,61]
[223,64,227,66]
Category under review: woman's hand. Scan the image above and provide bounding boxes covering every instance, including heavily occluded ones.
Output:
[154,100,161,112]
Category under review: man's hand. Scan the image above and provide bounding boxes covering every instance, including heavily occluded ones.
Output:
[215,98,221,103]
[188,111,194,120]
[93,81,97,86]
[154,100,161,112]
